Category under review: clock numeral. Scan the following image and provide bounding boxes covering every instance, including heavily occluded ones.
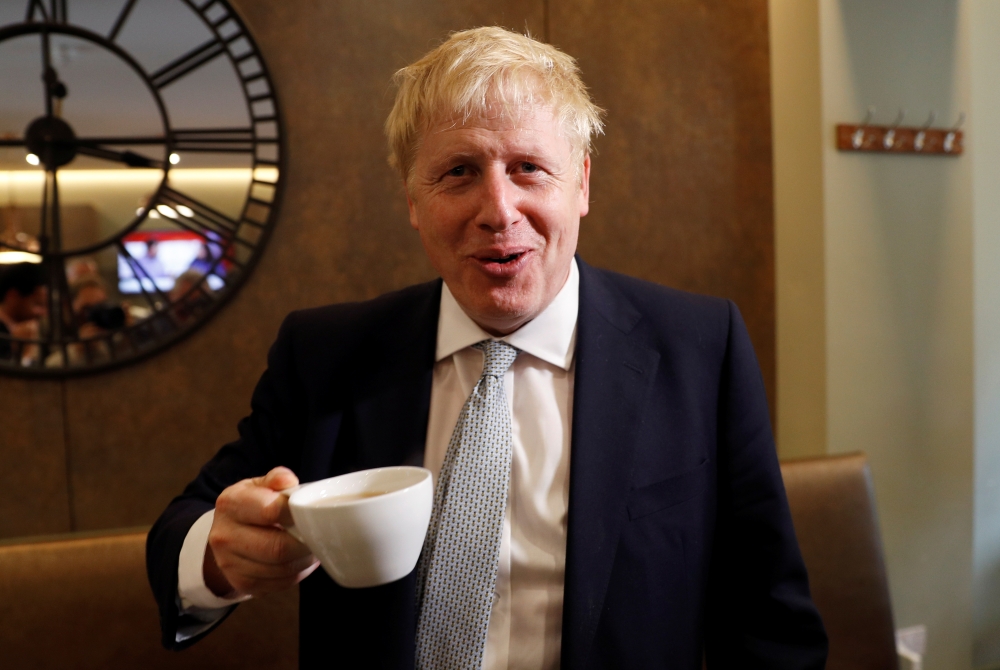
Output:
[25,0,47,22]
[151,38,226,90]
[242,72,265,87]
[198,0,228,23]
[172,128,255,153]
[246,196,274,213]
[26,0,66,23]
[116,240,179,317]
[157,187,242,244]
[108,0,138,42]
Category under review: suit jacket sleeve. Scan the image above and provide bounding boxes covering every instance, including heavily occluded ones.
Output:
[705,301,827,667]
[146,311,309,650]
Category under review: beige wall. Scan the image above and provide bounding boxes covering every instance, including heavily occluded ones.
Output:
[970,1,1000,666]
[770,0,827,460]
[772,1,982,667]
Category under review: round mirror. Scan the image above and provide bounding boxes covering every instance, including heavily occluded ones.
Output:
[0,0,283,376]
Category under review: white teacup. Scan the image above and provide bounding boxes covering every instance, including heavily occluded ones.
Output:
[283,466,433,589]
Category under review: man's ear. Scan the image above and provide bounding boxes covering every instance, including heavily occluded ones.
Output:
[405,183,420,231]
[578,154,591,217]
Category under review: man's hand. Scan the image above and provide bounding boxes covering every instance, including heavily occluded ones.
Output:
[204,466,320,599]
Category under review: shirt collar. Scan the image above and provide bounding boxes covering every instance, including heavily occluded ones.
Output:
[435,258,579,370]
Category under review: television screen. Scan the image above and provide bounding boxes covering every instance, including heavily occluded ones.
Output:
[117,231,226,295]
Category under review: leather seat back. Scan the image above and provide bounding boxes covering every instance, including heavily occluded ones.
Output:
[0,530,297,669]
[781,453,899,670]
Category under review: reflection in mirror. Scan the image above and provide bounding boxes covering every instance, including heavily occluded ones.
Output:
[0,0,282,376]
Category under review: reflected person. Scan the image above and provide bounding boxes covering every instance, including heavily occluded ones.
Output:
[0,262,46,365]
[45,274,127,367]
[169,269,213,325]
[148,27,827,669]
[139,239,166,281]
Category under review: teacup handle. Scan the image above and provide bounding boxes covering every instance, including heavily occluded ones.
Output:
[278,484,307,544]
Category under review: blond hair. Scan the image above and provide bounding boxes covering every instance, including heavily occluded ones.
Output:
[385,26,604,181]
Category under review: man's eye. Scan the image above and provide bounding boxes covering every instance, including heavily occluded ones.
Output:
[447,165,466,177]
[521,162,538,173]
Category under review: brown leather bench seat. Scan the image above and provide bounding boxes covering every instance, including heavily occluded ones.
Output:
[0,529,297,669]
[0,452,898,668]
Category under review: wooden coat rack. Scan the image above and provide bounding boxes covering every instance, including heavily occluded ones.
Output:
[836,111,964,156]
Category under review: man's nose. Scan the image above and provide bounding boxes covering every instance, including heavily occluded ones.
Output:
[476,169,519,231]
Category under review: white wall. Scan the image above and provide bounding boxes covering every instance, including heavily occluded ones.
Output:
[970,1,1000,666]
[773,1,983,667]
[771,0,827,461]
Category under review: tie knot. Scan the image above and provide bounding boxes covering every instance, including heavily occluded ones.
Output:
[473,340,519,378]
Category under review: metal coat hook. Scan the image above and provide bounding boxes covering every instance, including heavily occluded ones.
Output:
[944,112,965,153]
[852,106,876,149]
[837,107,963,156]
[883,109,905,150]
[914,111,936,151]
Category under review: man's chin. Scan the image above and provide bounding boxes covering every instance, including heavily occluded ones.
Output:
[461,293,543,335]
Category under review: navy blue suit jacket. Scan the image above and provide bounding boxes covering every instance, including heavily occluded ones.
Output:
[148,258,827,668]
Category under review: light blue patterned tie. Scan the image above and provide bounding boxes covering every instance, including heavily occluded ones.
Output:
[416,339,520,669]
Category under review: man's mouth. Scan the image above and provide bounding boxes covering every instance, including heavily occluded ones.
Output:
[472,249,531,277]
[487,253,521,264]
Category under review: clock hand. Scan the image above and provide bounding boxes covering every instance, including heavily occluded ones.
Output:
[42,169,77,360]
[73,136,167,146]
[1,131,262,150]
[75,145,164,169]
[39,28,68,121]
[38,159,49,251]
[0,135,165,165]
[40,29,53,119]
[47,168,63,255]
[0,135,168,148]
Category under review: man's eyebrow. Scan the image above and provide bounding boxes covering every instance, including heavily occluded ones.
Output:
[421,152,477,173]
[437,151,479,162]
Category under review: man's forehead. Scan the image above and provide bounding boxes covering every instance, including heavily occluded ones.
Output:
[420,106,566,157]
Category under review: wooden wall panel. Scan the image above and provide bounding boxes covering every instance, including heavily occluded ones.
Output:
[0,379,71,537]
[550,0,776,409]
[0,0,775,537]
[61,0,546,531]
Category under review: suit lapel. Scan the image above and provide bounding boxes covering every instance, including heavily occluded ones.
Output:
[562,260,660,668]
[351,280,441,471]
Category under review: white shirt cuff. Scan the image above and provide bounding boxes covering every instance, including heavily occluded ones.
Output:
[177,509,253,610]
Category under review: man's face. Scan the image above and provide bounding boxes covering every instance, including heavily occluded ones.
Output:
[73,285,106,316]
[4,285,47,323]
[406,104,590,335]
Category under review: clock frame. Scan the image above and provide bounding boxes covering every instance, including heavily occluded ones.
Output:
[0,0,284,376]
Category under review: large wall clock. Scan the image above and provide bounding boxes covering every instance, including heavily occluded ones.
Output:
[0,0,283,376]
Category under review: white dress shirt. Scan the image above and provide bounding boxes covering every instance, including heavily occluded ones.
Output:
[178,260,579,669]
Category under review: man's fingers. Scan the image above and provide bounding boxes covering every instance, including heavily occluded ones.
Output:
[208,521,318,597]
[208,468,312,597]
[215,557,321,597]
[214,523,313,567]
[216,546,318,580]
[255,466,299,492]
[216,475,296,527]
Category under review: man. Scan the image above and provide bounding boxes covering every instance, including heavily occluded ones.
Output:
[148,27,827,668]
[139,239,166,282]
[0,261,46,364]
